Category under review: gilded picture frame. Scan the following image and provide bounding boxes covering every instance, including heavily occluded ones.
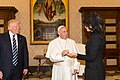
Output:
[30,0,69,45]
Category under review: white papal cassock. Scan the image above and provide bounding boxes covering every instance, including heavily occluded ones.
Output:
[45,37,80,80]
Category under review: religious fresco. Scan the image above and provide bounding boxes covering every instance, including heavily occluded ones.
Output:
[30,0,68,44]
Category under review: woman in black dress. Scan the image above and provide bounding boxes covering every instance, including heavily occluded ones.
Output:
[68,12,106,80]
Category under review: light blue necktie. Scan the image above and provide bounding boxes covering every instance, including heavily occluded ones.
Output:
[12,35,18,66]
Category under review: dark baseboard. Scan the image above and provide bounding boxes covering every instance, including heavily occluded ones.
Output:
[29,66,52,73]
[23,66,52,79]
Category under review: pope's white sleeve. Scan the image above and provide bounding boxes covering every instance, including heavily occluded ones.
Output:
[50,52,65,62]
[74,58,80,71]
[46,42,65,62]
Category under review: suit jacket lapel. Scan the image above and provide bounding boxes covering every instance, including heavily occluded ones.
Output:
[17,34,22,54]
[5,32,12,54]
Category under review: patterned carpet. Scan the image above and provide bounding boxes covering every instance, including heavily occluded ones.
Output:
[23,66,120,80]
[22,71,120,80]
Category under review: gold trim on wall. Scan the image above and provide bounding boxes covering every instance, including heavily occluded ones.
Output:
[30,0,69,45]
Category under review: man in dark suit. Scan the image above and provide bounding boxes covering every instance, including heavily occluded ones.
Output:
[0,19,29,80]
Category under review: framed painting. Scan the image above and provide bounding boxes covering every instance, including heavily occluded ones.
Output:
[30,0,69,45]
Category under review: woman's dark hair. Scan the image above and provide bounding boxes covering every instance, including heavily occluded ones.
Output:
[83,12,105,38]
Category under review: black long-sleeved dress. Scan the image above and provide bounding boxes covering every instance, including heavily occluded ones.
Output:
[77,32,106,80]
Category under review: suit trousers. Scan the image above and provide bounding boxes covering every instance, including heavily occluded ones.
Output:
[5,65,22,80]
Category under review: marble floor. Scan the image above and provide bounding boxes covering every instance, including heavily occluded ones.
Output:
[23,71,120,80]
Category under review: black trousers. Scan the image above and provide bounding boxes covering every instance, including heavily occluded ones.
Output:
[5,66,22,80]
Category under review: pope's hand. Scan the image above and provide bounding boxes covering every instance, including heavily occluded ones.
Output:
[72,69,79,75]
[62,50,69,56]
[67,53,77,58]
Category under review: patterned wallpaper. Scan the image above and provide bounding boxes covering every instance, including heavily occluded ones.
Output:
[1,0,120,66]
